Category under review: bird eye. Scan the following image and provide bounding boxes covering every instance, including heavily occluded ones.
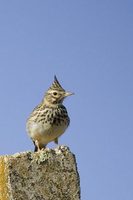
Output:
[53,92,57,96]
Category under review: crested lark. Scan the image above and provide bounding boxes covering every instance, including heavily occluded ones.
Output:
[26,76,73,151]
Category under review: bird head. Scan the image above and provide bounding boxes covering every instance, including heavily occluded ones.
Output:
[44,76,74,105]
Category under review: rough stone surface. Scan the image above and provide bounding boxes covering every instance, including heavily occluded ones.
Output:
[0,146,80,200]
[0,156,9,200]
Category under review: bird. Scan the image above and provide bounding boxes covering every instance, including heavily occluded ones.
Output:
[26,75,74,152]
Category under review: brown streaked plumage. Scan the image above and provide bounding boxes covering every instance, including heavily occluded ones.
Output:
[26,75,74,152]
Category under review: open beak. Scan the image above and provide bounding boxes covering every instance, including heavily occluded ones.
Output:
[65,91,74,97]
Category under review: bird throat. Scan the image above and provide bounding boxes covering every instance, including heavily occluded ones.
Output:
[43,98,62,108]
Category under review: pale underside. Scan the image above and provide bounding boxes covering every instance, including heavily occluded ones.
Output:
[26,119,68,147]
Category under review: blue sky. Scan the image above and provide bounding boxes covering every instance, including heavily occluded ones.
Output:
[0,1,133,199]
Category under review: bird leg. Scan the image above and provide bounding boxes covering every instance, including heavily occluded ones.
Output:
[34,140,41,152]
[33,140,46,152]
[54,137,58,145]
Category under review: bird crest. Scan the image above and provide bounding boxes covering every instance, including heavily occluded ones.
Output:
[48,75,65,92]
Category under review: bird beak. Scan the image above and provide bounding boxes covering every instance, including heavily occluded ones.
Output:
[65,91,74,97]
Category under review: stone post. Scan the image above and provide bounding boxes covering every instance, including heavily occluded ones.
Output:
[0,146,80,200]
